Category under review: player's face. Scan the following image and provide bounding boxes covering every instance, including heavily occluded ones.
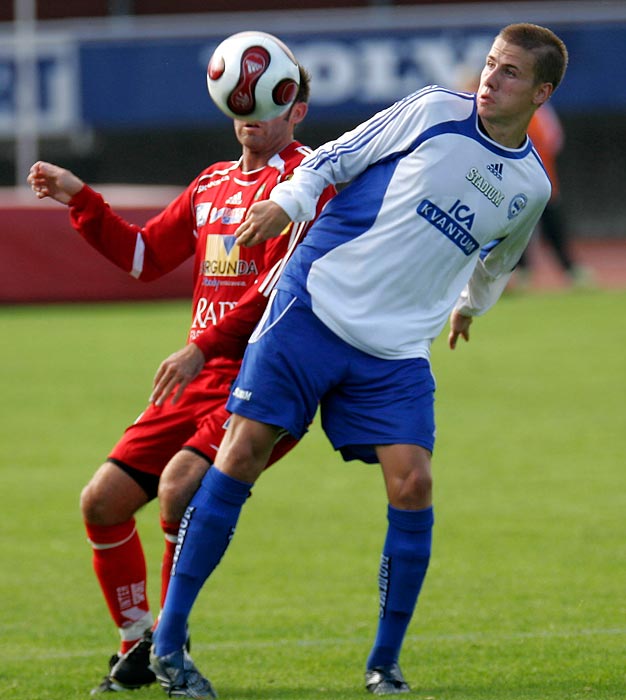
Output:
[233,102,306,169]
[477,37,551,132]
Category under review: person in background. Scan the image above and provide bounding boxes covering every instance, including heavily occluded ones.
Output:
[27,63,334,696]
[515,101,591,286]
[148,23,568,698]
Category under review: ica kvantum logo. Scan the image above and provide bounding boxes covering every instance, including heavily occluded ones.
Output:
[416,199,479,255]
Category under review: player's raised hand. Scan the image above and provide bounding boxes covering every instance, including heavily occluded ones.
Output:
[150,343,206,406]
[235,200,291,247]
[448,310,473,350]
[27,161,84,204]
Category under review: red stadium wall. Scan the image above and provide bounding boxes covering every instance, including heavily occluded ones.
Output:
[0,188,192,303]
[2,188,624,305]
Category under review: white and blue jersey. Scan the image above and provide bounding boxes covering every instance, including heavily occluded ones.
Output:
[271,86,551,360]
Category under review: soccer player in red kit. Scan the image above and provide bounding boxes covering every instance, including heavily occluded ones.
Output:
[28,65,334,694]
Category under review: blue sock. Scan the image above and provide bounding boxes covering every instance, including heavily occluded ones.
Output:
[366,504,434,669]
[154,467,251,656]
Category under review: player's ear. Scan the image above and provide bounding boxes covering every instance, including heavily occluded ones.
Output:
[289,101,308,125]
[532,82,553,107]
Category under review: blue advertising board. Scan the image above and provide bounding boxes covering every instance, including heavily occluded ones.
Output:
[1,17,625,136]
[78,24,626,129]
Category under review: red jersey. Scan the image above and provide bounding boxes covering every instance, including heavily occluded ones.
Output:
[68,141,333,370]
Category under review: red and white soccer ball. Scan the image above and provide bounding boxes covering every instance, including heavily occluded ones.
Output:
[207,31,300,122]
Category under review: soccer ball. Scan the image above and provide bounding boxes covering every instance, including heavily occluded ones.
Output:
[207,31,300,122]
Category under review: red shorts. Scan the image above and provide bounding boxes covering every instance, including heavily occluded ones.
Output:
[109,366,297,476]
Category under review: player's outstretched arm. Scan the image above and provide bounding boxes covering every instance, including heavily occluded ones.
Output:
[150,343,206,407]
[234,200,291,247]
[27,161,84,205]
[448,310,473,350]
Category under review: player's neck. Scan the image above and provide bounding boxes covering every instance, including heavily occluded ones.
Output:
[241,138,293,173]
[478,115,528,149]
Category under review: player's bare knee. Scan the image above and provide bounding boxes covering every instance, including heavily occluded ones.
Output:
[379,444,433,509]
[217,443,260,481]
[80,461,148,525]
[158,482,186,522]
[80,479,112,524]
[390,467,432,510]
[404,468,432,505]
[158,473,199,522]
[216,417,277,481]
[159,450,211,522]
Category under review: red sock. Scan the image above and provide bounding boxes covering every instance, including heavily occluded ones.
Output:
[85,519,153,653]
[160,517,180,609]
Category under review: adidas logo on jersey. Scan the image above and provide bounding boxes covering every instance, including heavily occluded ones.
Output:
[487,162,503,180]
[226,191,243,205]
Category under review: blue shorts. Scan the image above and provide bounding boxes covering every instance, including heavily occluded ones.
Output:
[226,290,436,463]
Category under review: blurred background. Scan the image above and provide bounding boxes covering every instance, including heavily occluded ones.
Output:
[2,0,625,302]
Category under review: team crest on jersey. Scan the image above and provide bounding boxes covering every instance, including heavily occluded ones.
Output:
[508,193,528,219]
[202,235,259,277]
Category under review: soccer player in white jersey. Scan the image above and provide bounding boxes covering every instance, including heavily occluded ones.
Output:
[150,24,568,697]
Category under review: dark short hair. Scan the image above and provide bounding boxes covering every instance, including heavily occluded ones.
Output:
[295,64,311,104]
[498,23,569,91]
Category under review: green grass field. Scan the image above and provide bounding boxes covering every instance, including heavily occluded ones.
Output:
[1,289,625,700]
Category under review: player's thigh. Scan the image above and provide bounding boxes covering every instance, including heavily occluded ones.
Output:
[80,460,150,525]
[186,384,300,468]
[109,398,201,477]
[216,413,283,483]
